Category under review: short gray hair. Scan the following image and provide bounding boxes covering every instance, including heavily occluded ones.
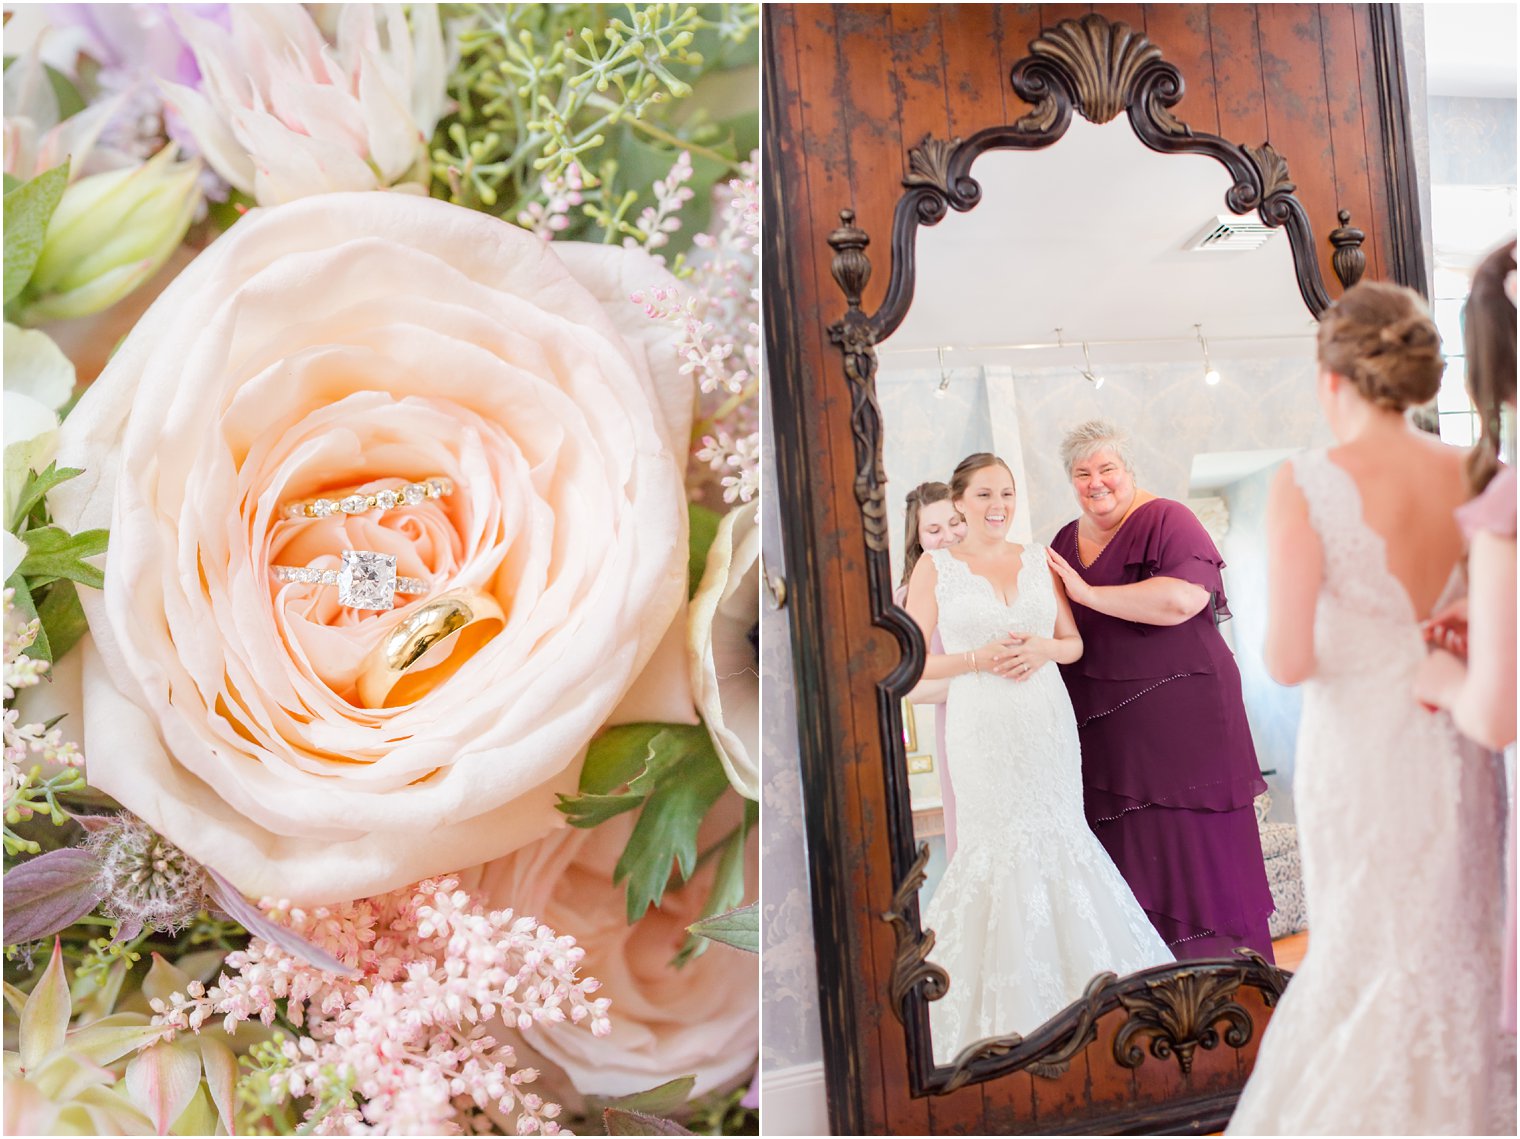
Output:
[1060,420,1135,477]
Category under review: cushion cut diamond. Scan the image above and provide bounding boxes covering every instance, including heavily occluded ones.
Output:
[338,550,398,610]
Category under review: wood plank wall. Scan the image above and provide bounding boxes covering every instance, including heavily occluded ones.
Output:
[765,5,1405,1133]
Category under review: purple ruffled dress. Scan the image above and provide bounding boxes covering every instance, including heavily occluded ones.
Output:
[1053,499,1275,961]
[1455,465,1517,1034]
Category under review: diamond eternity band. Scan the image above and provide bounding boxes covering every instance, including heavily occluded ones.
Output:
[282,477,454,521]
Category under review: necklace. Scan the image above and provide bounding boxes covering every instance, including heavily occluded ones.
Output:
[1078,495,1144,565]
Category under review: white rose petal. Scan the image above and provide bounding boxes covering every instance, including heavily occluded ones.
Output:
[688,502,760,799]
[4,322,77,411]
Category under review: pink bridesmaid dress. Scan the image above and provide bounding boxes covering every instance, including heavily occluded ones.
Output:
[1456,464,1517,1033]
[896,584,958,859]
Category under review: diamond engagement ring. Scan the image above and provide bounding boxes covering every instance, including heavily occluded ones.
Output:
[271,551,429,611]
[281,477,454,520]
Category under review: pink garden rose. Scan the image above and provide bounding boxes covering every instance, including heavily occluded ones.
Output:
[49,191,694,905]
[466,800,759,1101]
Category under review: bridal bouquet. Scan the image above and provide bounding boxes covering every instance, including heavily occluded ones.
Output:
[2,5,760,1135]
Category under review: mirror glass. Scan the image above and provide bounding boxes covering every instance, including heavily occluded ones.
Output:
[878,115,1328,1064]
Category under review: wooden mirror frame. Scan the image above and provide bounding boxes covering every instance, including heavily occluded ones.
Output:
[764,6,1427,1133]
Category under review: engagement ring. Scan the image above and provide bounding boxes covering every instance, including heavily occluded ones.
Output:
[357,589,506,707]
[271,551,429,611]
[282,477,454,520]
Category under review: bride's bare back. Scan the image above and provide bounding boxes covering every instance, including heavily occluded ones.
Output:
[1325,429,1467,619]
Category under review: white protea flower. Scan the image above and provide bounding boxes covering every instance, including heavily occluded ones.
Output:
[161,4,447,205]
[688,501,760,799]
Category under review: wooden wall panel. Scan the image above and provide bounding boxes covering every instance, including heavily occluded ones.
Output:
[766,4,1417,1133]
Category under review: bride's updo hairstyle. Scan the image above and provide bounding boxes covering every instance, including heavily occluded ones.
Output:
[949,452,1015,501]
[1317,280,1445,411]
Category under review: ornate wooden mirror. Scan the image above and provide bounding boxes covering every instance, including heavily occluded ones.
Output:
[764,5,1427,1133]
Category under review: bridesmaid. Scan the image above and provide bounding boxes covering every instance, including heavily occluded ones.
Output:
[1045,421,1274,961]
[896,482,967,859]
[1415,239,1517,1034]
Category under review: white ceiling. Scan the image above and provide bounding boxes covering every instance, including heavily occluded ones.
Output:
[1423,2,1518,98]
[880,117,1319,372]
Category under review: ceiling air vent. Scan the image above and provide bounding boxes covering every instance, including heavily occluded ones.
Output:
[1185,215,1276,253]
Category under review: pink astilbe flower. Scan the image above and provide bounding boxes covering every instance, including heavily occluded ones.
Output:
[626,150,696,256]
[517,164,586,239]
[630,152,760,506]
[148,876,610,1135]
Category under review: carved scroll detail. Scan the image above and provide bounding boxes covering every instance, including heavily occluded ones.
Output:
[1114,969,1255,1076]
[881,842,950,1022]
[905,135,962,196]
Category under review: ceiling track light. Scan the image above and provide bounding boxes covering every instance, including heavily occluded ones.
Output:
[1196,322,1222,386]
[935,345,950,398]
[1079,340,1105,390]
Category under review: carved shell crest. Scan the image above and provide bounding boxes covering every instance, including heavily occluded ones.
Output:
[1030,14,1164,125]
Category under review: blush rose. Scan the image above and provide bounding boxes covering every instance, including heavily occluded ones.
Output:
[50,191,695,905]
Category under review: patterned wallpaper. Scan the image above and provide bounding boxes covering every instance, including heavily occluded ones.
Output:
[1429,96,1518,186]
[759,398,824,1072]
[1219,460,1305,823]
[1004,354,1333,542]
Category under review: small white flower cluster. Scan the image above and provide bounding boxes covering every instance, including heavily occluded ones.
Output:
[149,876,610,1135]
[3,589,84,802]
[517,164,587,239]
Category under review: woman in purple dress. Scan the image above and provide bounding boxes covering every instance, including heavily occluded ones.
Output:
[1045,420,1274,961]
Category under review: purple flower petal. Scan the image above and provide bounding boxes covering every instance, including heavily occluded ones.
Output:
[3,847,105,945]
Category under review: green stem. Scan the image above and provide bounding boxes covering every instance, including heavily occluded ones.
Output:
[589,95,740,168]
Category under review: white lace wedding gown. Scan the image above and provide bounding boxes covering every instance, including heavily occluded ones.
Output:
[1227,450,1507,1135]
[922,545,1172,1064]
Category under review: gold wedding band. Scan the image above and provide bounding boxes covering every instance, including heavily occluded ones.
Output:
[356,588,506,709]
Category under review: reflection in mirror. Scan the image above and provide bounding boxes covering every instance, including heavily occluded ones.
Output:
[878,116,1329,1063]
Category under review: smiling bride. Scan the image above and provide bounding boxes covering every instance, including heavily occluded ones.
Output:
[903,452,1173,1063]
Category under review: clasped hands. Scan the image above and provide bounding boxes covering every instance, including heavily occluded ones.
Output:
[1414,597,1467,713]
[973,630,1054,681]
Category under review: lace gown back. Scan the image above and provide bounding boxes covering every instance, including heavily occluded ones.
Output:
[1228,449,1506,1135]
[922,546,1171,1064]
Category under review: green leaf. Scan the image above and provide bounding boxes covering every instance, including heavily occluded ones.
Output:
[37,579,87,661]
[588,1077,697,1120]
[4,160,70,304]
[43,64,86,120]
[18,526,108,591]
[19,939,71,1071]
[674,799,756,965]
[6,568,51,664]
[612,725,730,921]
[578,723,668,796]
[559,722,691,828]
[687,503,721,598]
[685,901,759,955]
[3,173,20,195]
[9,462,83,531]
[603,1109,696,1136]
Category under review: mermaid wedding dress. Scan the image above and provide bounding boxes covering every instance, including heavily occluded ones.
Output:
[1227,450,1506,1135]
[922,545,1172,1064]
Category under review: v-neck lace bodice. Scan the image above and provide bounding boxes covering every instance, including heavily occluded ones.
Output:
[930,545,1049,653]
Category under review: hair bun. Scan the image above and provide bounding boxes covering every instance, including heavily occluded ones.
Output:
[1318,281,1445,411]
